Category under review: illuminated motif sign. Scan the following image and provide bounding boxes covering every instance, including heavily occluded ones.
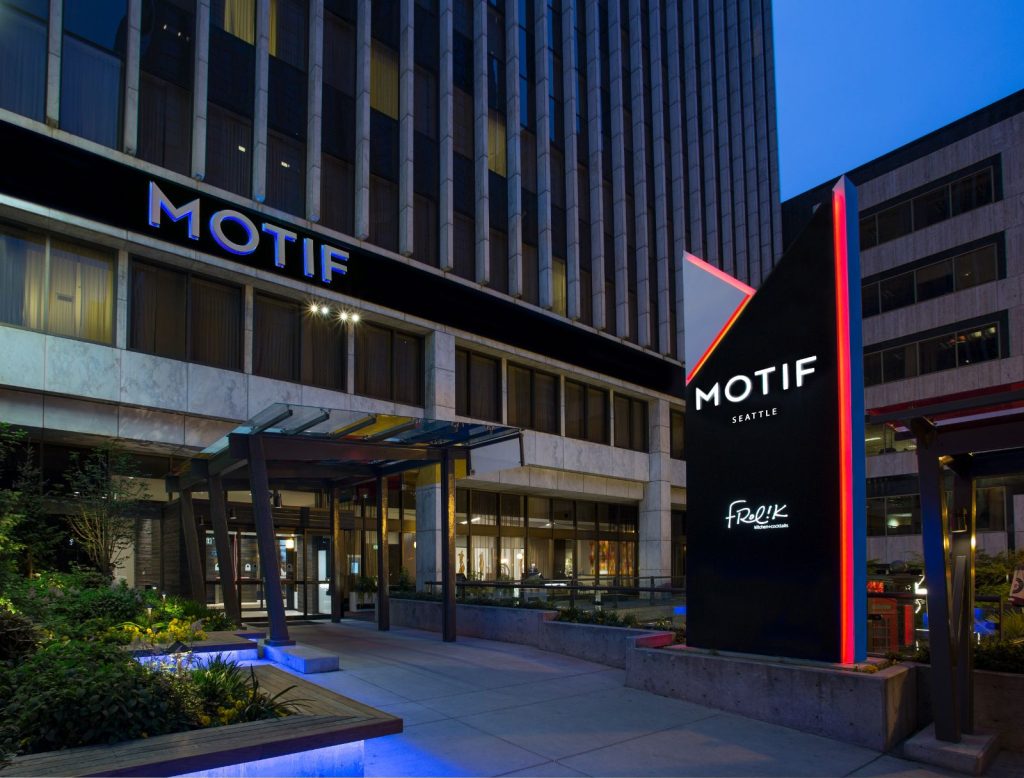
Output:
[147,182,348,284]
[683,177,866,664]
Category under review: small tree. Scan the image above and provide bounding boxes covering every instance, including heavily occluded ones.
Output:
[65,443,151,580]
[0,424,31,579]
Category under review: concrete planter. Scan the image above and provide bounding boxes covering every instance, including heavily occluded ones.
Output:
[537,620,674,669]
[389,599,674,668]
[913,665,1024,752]
[625,645,917,752]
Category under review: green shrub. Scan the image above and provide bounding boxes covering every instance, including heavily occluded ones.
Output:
[910,641,1024,674]
[1,641,198,755]
[0,606,40,663]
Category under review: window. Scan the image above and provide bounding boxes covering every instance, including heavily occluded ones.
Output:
[455,349,501,422]
[370,43,399,119]
[208,0,255,196]
[864,423,916,457]
[865,318,1003,386]
[507,363,559,434]
[206,104,252,197]
[212,0,255,43]
[130,261,242,370]
[564,380,608,444]
[866,494,921,537]
[670,410,685,460]
[552,258,567,316]
[61,0,127,148]
[859,164,997,249]
[0,0,48,121]
[613,394,648,453]
[862,241,1000,317]
[355,322,424,406]
[0,224,114,345]
[253,293,347,390]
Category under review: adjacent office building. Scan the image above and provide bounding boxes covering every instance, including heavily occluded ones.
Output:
[783,89,1024,566]
[0,0,781,609]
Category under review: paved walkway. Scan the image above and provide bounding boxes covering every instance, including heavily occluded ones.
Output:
[277,621,1021,778]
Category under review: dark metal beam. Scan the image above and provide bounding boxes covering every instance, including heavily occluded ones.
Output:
[441,449,456,642]
[376,476,389,631]
[207,475,241,626]
[179,490,207,604]
[228,433,448,464]
[866,387,1024,425]
[934,417,1024,457]
[331,486,345,623]
[950,456,975,735]
[248,435,293,646]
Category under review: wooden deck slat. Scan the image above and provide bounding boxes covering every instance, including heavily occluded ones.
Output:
[1,667,402,777]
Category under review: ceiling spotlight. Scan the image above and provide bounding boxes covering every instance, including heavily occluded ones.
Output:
[350,313,360,323]
[339,311,350,322]
[319,304,330,316]
[309,303,320,314]
[237,145,247,153]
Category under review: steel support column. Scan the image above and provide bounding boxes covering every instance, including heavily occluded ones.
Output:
[376,476,389,630]
[916,428,959,741]
[949,455,976,734]
[440,449,456,642]
[179,489,206,603]
[247,434,293,646]
[207,475,241,625]
[331,485,344,622]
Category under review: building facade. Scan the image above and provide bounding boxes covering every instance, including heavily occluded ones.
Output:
[783,90,1024,566]
[0,0,781,605]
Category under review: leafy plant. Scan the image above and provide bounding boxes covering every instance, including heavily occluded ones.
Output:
[0,606,40,663]
[0,641,197,755]
[355,575,378,594]
[396,568,414,592]
[64,443,151,580]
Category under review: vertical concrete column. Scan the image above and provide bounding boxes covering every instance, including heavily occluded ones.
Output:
[438,0,455,270]
[306,3,324,221]
[584,0,605,329]
[252,0,271,202]
[738,0,761,285]
[243,286,254,374]
[122,0,142,155]
[346,325,356,395]
[627,0,650,348]
[724,0,746,283]
[534,1,552,310]
[354,3,371,238]
[561,0,580,320]
[667,0,687,363]
[681,0,702,260]
[500,358,508,423]
[425,330,456,421]
[711,0,733,277]
[639,397,671,580]
[696,1,718,265]
[504,0,522,296]
[399,0,415,254]
[647,0,671,356]
[45,0,61,127]
[116,250,129,350]
[473,0,490,284]
[761,0,783,264]
[416,330,456,592]
[191,0,211,180]
[607,0,628,338]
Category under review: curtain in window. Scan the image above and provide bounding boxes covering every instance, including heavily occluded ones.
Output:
[138,73,191,175]
[613,395,629,449]
[369,176,398,251]
[191,278,242,370]
[564,380,584,439]
[393,331,422,406]
[206,104,253,197]
[586,387,607,444]
[301,314,345,391]
[253,294,298,381]
[0,228,45,329]
[468,353,498,422]
[533,371,558,434]
[552,258,567,316]
[507,365,532,428]
[47,242,113,343]
[322,155,355,234]
[370,43,399,119]
[355,323,392,400]
[0,6,46,121]
[130,261,187,359]
[61,36,122,149]
[414,194,438,267]
[267,132,306,216]
[630,400,647,452]
[217,0,255,43]
[487,111,507,175]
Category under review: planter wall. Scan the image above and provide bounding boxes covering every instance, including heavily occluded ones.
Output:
[625,645,918,752]
[536,620,674,669]
[913,665,1024,752]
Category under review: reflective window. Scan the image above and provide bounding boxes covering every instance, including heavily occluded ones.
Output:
[564,380,608,444]
[613,394,647,452]
[507,363,559,434]
[866,318,1003,386]
[355,321,424,406]
[455,348,501,422]
[0,0,48,121]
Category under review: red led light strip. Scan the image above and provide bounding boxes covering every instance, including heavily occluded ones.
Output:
[684,254,756,385]
[833,184,855,665]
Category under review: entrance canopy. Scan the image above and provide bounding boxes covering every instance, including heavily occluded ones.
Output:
[167,404,522,645]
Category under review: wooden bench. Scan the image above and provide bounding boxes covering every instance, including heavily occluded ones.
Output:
[1,666,402,777]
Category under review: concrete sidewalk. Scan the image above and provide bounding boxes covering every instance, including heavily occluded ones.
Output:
[280,621,1022,778]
